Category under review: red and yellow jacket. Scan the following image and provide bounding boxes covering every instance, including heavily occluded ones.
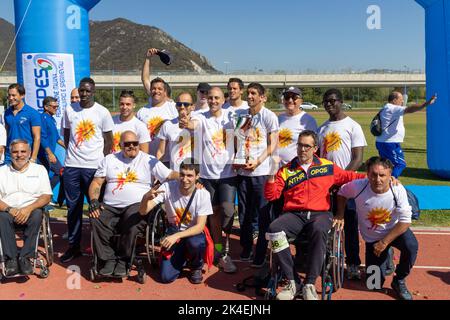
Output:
[265,155,366,212]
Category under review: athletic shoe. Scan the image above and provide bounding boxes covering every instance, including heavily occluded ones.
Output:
[391,277,413,300]
[276,280,297,300]
[302,284,319,300]
[250,256,266,269]
[189,269,203,284]
[113,259,128,277]
[239,250,253,262]
[347,264,362,280]
[4,258,19,277]
[60,246,82,263]
[18,257,33,275]
[218,255,237,273]
[98,260,116,276]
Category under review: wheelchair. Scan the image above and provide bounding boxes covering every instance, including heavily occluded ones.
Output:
[264,226,345,300]
[145,204,167,268]
[0,205,54,282]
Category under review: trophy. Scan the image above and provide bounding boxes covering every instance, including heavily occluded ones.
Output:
[233,114,252,165]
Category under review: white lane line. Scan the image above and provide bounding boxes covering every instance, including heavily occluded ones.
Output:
[413,232,450,235]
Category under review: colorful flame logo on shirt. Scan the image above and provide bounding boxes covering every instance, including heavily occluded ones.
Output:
[367,207,392,230]
[112,167,138,194]
[176,135,192,163]
[75,120,96,148]
[323,131,342,156]
[211,129,226,158]
[112,131,121,152]
[147,117,164,138]
[174,207,192,226]
[279,128,293,148]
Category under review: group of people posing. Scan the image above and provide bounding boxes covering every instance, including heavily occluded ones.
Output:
[0,48,437,300]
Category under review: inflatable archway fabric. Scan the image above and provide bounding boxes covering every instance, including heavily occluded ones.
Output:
[416,0,450,179]
[14,0,101,199]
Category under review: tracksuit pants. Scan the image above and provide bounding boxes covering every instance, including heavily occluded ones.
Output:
[376,142,406,178]
[268,211,333,284]
[90,203,146,262]
[63,167,97,248]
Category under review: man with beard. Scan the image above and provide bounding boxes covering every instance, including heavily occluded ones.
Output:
[88,131,178,277]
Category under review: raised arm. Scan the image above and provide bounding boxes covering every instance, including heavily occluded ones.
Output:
[141,48,159,96]
[404,94,437,114]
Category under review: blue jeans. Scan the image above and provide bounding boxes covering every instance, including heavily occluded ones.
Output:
[238,175,272,264]
[160,227,206,283]
[63,166,97,248]
[38,154,63,190]
[365,228,418,285]
[344,200,361,266]
[376,142,406,178]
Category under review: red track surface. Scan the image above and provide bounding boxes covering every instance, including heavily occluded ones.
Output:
[1,222,449,300]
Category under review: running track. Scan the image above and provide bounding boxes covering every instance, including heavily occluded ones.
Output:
[0,222,449,300]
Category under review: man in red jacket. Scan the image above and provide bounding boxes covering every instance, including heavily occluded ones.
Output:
[265,130,365,300]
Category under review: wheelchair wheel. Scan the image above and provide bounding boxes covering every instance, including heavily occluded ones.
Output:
[39,267,49,279]
[146,206,166,268]
[41,213,54,266]
[330,228,345,292]
[321,251,333,300]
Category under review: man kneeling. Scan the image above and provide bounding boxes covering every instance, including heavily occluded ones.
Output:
[139,159,213,284]
[88,131,176,277]
[335,156,418,300]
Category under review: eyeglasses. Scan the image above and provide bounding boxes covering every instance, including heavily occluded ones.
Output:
[123,141,139,148]
[176,102,193,108]
[199,90,209,94]
[322,98,340,105]
[297,143,315,151]
[283,93,300,101]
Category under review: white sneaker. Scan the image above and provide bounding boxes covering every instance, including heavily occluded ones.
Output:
[347,264,361,280]
[302,284,318,300]
[276,280,297,300]
[218,255,237,273]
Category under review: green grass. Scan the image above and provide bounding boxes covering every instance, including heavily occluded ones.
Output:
[411,211,450,227]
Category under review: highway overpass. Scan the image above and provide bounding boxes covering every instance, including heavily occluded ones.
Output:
[0,72,425,89]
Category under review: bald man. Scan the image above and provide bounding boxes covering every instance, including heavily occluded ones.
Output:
[187,87,238,273]
[70,88,80,104]
[88,130,178,277]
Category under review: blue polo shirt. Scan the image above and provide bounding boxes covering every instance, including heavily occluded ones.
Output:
[39,112,60,156]
[4,104,41,151]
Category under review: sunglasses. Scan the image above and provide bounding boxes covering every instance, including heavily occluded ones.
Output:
[123,141,139,147]
[199,90,209,94]
[176,102,193,108]
[283,94,300,101]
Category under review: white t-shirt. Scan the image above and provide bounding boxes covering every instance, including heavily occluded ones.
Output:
[192,108,209,117]
[0,123,6,163]
[112,115,151,153]
[375,103,406,143]
[63,102,114,169]
[278,111,318,165]
[223,101,249,127]
[318,116,367,169]
[238,107,279,177]
[338,179,412,243]
[95,151,171,208]
[156,118,194,172]
[154,180,213,231]
[195,110,236,179]
[136,101,178,161]
[0,163,53,208]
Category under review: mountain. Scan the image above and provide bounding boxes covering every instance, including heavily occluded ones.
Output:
[0,17,217,73]
[0,18,16,72]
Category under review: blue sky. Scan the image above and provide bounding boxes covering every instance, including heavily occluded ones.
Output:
[0,0,425,73]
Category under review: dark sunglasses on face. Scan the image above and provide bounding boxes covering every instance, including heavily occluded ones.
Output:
[176,102,193,108]
[283,93,300,101]
[123,141,139,148]
[199,90,209,94]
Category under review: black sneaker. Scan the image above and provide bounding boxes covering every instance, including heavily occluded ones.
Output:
[189,269,203,284]
[113,259,128,277]
[5,258,19,277]
[18,257,33,275]
[391,277,413,300]
[239,250,253,262]
[98,259,116,276]
[60,246,82,263]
